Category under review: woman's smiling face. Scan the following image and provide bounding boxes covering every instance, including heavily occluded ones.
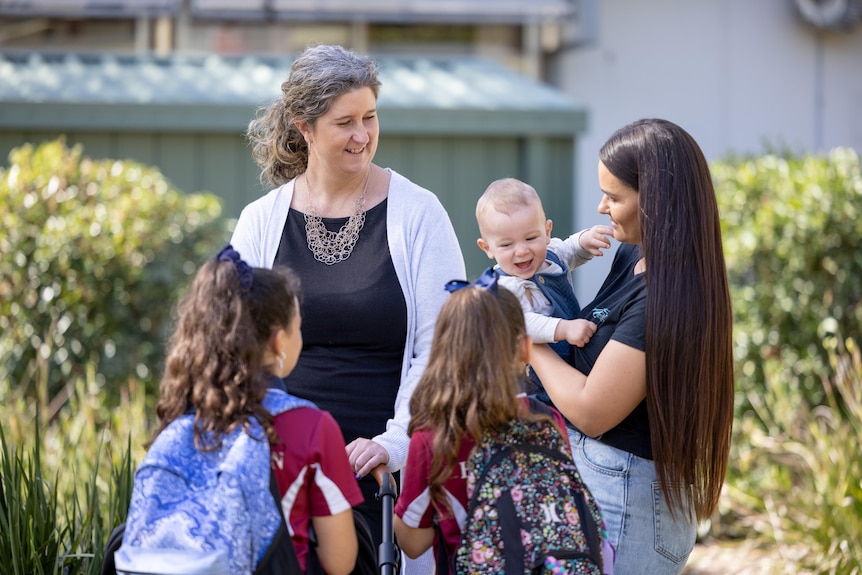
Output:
[597,160,640,244]
[301,87,379,176]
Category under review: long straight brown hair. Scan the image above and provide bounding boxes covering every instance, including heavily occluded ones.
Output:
[599,119,734,520]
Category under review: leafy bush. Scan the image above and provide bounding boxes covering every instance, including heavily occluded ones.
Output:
[715,148,862,573]
[0,139,226,400]
[713,148,862,408]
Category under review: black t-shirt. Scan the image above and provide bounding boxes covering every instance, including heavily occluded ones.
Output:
[273,200,408,446]
[569,243,652,460]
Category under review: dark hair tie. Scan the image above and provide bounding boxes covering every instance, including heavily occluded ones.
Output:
[444,266,499,295]
[214,244,253,292]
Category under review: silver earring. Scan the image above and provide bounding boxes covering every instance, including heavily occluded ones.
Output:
[277,352,285,372]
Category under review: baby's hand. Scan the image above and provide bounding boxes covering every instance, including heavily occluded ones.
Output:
[579,225,614,256]
[555,319,598,347]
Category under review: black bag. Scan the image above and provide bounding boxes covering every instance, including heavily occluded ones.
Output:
[255,469,304,574]
[100,523,125,575]
[306,511,377,575]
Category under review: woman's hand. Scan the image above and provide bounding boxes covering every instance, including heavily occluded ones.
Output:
[346,438,390,478]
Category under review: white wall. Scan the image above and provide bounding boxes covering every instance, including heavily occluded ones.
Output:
[557,0,862,301]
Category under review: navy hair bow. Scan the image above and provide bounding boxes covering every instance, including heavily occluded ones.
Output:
[444,266,499,295]
[214,244,253,292]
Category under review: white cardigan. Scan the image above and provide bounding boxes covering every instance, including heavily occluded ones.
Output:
[230,168,466,472]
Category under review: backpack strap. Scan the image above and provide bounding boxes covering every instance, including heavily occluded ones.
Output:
[527,396,555,418]
[253,468,303,575]
[263,388,316,417]
[433,518,451,575]
[573,484,604,572]
[258,388,317,574]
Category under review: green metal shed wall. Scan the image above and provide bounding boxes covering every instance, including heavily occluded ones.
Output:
[1,129,574,277]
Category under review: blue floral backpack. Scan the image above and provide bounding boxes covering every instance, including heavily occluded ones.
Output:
[452,400,614,575]
[114,389,314,575]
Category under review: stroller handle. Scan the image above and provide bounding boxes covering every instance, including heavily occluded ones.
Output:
[373,464,399,575]
[371,463,398,497]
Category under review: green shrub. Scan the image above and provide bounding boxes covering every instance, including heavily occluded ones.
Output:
[713,148,862,409]
[715,148,862,573]
[0,139,226,400]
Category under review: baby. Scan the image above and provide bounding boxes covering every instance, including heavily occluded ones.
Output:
[476,178,613,369]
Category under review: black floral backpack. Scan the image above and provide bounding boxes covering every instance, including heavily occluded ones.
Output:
[449,401,614,575]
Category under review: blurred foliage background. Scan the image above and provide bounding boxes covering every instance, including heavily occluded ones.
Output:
[0,138,224,405]
[715,148,862,412]
[0,140,860,573]
[0,139,227,573]
[713,148,862,573]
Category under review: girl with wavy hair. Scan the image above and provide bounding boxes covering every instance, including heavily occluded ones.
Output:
[145,246,364,574]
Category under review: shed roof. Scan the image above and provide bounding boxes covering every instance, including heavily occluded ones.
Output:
[0,0,574,24]
[188,0,574,24]
[0,51,586,136]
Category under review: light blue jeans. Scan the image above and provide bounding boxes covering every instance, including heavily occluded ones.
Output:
[567,429,696,575]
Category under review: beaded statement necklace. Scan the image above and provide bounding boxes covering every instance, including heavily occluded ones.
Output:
[303,168,370,265]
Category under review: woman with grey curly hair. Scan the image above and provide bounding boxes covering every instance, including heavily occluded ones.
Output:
[231,44,465,560]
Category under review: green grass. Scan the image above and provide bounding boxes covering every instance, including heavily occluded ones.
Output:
[0,366,150,575]
[723,336,862,574]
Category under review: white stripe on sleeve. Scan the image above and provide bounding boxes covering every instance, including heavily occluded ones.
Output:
[312,462,352,515]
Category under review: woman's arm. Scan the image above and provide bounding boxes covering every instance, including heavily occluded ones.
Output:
[311,510,358,575]
[530,340,646,436]
[372,175,466,472]
[393,516,435,559]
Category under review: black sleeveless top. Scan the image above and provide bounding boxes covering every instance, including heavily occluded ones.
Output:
[273,200,408,445]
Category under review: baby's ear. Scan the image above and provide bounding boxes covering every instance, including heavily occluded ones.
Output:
[476,238,495,259]
[545,219,553,239]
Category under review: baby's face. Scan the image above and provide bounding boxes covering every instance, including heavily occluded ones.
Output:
[478,205,552,280]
